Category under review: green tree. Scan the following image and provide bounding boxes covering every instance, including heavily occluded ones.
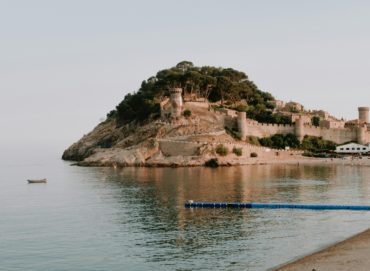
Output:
[266,102,275,109]
[183,71,202,99]
[201,76,217,100]
[215,76,232,106]
[176,61,194,73]
[312,116,320,126]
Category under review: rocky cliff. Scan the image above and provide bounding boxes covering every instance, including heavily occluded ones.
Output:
[62,111,224,167]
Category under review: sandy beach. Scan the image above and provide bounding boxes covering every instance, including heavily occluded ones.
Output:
[270,156,370,270]
[231,155,370,167]
[273,227,370,271]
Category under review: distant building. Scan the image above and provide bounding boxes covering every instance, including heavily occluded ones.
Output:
[215,108,238,117]
[268,100,285,110]
[319,119,345,129]
[336,143,370,153]
[306,110,329,120]
[283,101,302,112]
[275,112,311,124]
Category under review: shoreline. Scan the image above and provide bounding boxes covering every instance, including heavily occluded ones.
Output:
[272,226,370,270]
[70,155,370,168]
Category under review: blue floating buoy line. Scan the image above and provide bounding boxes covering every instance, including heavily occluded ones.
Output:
[185,202,370,210]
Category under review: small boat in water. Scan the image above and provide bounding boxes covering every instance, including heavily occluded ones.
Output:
[28,179,47,183]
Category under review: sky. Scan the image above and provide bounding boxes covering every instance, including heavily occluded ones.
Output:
[1,0,370,153]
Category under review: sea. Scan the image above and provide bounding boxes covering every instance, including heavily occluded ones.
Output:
[2,148,370,271]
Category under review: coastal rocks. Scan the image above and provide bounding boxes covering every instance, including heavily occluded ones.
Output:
[62,118,118,161]
[145,151,205,167]
[76,138,159,167]
[205,158,232,167]
[62,117,165,161]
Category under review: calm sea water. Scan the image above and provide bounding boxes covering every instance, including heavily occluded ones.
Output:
[2,150,370,271]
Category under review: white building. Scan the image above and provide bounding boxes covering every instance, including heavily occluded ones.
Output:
[336,143,370,153]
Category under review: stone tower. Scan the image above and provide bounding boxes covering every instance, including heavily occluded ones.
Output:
[237,112,247,140]
[357,125,366,145]
[358,107,369,123]
[170,88,182,117]
[295,116,305,142]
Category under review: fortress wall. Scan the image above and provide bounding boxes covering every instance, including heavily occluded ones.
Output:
[184,102,209,109]
[245,122,358,144]
[159,141,203,156]
[159,140,303,158]
[302,125,357,143]
[231,145,301,157]
[246,123,295,138]
[224,116,238,129]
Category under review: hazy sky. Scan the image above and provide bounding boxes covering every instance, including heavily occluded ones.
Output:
[1,0,370,153]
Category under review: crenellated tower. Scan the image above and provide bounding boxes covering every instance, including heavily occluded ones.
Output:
[357,125,366,145]
[170,88,182,117]
[358,107,369,123]
[237,112,247,140]
[295,117,305,142]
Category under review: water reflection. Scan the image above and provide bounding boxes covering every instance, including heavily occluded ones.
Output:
[88,165,370,270]
[4,161,370,271]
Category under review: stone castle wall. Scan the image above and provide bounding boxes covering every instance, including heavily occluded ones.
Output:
[158,140,303,158]
[245,122,296,138]
[159,141,202,156]
[301,125,358,143]
[243,119,364,144]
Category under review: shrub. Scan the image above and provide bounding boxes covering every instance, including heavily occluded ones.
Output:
[301,135,337,151]
[153,113,161,119]
[106,110,117,118]
[233,132,242,140]
[251,152,258,157]
[216,144,229,156]
[149,138,156,148]
[205,158,218,167]
[265,102,275,109]
[225,126,242,140]
[302,152,314,157]
[184,109,192,117]
[236,105,248,112]
[233,147,242,156]
[246,135,261,146]
[314,153,327,158]
[210,148,216,155]
[259,137,273,147]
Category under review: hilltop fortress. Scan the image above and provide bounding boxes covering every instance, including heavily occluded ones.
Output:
[161,88,370,145]
[62,88,369,167]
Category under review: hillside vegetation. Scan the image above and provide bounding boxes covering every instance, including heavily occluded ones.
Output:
[107,61,275,124]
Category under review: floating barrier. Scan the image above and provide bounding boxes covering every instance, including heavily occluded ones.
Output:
[184,202,370,210]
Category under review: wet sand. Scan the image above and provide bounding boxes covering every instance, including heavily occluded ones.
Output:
[271,156,370,271]
[277,156,370,167]
[273,227,370,271]
[234,155,370,167]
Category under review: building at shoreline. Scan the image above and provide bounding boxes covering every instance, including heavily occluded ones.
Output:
[336,143,370,153]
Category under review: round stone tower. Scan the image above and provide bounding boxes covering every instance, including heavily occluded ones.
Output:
[237,112,247,140]
[358,107,369,123]
[357,125,366,145]
[295,117,305,142]
[170,88,182,117]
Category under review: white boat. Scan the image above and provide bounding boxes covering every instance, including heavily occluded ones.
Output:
[28,179,47,183]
